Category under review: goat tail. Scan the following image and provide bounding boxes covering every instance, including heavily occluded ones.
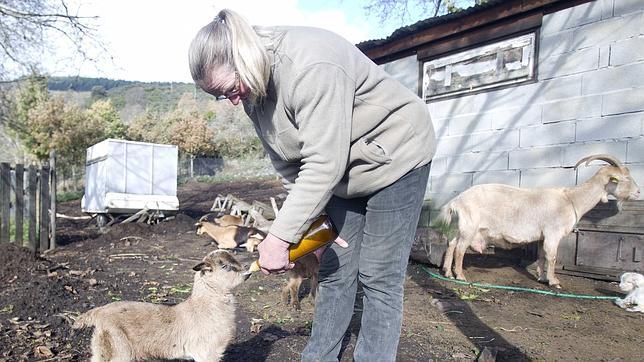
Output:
[438,201,456,226]
[72,309,98,329]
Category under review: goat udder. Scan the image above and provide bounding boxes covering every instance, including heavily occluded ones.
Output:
[471,239,486,253]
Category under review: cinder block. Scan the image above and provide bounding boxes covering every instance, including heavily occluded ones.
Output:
[576,164,604,183]
[539,31,574,60]
[599,45,611,68]
[431,115,449,138]
[427,94,487,119]
[491,104,543,129]
[470,129,520,153]
[534,75,582,103]
[429,82,543,120]
[435,130,518,156]
[576,113,643,142]
[447,152,508,173]
[473,170,520,186]
[602,88,644,115]
[429,156,449,176]
[541,1,603,35]
[509,147,563,169]
[627,163,644,186]
[426,192,461,210]
[611,36,644,66]
[627,137,644,162]
[562,141,628,166]
[430,173,473,192]
[542,95,602,123]
[434,134,471,156]
[448,113,492,136]
[614,0,644,16]
[520,168,577,188]
[539,47,599,80]
[572,13,641,50]
[582,63,644,95]
[600,0,615,19]
[520,123,576,147]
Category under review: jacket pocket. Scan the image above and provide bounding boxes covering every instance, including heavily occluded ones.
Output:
[357,137,392,165]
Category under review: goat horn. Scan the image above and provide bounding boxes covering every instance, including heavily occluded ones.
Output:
[574,154,624,169]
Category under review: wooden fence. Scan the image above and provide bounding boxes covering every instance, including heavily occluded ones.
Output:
[0,157,57,251]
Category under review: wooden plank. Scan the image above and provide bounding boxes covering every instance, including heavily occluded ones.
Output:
[0,162,10,243]
[28,165,37,251]
[416,13,542,60]
[577,200,644,234]
[362,0,593,63]
[40,165,50,251]
[15,164,24,246]
[49,151,57,249]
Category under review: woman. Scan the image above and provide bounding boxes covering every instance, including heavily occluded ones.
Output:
[189,9,435,361]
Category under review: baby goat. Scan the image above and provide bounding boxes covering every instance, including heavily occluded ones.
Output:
[73,250,251,362]
[440,154,640,288]
[614,272,644,313]
[282,253,319,310]
[196,217,264,250]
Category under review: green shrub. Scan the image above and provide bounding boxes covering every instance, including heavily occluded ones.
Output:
[57,190,84,202]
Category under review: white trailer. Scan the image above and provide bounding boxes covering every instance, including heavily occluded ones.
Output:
[82,139,179,225]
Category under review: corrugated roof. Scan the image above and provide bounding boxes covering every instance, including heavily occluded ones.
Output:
[356,0,507,51]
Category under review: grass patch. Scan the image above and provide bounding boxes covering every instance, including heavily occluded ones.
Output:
[57,190,84,203]
[430,218,458,240]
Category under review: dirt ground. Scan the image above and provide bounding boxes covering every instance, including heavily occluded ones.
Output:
[0,179,642,362]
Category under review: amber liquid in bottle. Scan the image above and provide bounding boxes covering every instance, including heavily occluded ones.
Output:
[248,215,337,273]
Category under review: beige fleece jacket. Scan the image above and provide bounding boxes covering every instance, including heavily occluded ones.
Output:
[242,26,436,243]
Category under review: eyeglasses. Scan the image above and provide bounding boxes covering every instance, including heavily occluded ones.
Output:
[214,71,240,101]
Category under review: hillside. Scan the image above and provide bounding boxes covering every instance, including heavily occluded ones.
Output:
[48,76,217,123]
[0,76,259,163]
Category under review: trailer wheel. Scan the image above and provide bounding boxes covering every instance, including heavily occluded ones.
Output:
[97,214,109,228]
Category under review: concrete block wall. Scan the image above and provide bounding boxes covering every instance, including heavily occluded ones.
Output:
[406,0,644,212]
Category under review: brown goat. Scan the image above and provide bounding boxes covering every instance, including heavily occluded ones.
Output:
[281,253,319,310]
[196,221,264,250]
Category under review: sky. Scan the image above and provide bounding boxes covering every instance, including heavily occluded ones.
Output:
[51,0,420,83]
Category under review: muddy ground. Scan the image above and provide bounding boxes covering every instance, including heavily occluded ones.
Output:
[0,179,642,361]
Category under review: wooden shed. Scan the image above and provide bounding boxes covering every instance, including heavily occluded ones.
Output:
[358,0,644,280]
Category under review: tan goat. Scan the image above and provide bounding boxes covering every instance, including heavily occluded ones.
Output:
[281,253,320,310]
[440,154,640,288]
[72,250,250,362]
[196,220,264,250]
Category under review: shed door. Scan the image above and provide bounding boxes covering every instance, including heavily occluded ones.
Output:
[576,231,643,272]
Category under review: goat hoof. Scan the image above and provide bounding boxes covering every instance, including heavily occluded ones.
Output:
[550,283,562,289]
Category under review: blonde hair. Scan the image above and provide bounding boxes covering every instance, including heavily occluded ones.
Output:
[189,9,270,102]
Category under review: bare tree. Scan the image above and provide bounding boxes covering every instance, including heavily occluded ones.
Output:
[363,0,483,26]
[0,0,102,82]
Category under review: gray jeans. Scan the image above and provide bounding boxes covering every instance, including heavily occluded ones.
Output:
[301,163,431,362]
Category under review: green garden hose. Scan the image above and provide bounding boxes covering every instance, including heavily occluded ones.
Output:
[420,265,619,301]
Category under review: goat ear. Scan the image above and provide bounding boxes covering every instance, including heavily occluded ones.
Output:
[193,262,212,272]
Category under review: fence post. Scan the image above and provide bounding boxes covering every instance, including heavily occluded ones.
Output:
[49,151,57,249]
[27,165,37,251]
[0,162,9,243]
[39,165,50,251]
[15,164,24,246]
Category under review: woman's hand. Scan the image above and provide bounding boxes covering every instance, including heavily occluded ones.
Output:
[257,233,295,275]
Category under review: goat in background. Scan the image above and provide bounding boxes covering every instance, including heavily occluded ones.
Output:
[440,154,640,288]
